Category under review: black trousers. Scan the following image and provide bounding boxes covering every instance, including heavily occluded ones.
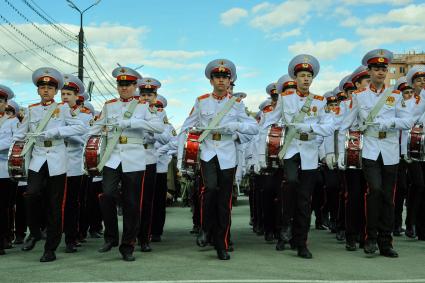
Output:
[87,178,103,233]
[14,184,27,239]
[200,156,235,251]
[0,178,16,249]
[151,172,168,237]
[77,175,89,238]
[192,176,202,228]
[362,155,397,248]
[283,154,317,248]
[26,162,66,251]
[404,161,424,229]
[138,164,156,245]
[261,169,284,234]
[343,169,366,241]
[100,165,143,253]
[253,174,264,232]
[312,170,326,226]
[64,175,83,244]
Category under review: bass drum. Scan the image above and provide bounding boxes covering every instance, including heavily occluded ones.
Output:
[83,135,107,176]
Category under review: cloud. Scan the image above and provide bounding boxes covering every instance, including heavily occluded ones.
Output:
[220,8,248,26]
[340,16,362,27]
[288,38,356,60]
[266,28,301,41]
[311,68,352,95]
[252,2,274,14]
[150,50,210,60]
[365,4,425,25]
[250,0,311,31]
[342,0,412,5]
[357,25,425,47]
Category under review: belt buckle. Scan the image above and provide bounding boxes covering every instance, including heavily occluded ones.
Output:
[212,132,221,141]
[44,140,52,147]
[378,131,386,139]
[119,136,128,144]
[299,133,308,141]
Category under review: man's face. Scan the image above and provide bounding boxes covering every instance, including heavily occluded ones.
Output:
[271,93,278,102]
[413,76,425,93]
[117,82,137,99]
[402,88,414,100]
[37,84,57,102]
[368,66,388,86]
[210,74,231,93]
[295,71,313,91]
[355,77,371,89]
[139,90,157,104]
[61,89,78,106]
[0,97,6,112]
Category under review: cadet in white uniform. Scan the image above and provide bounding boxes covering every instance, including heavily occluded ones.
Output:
[355,49,413,257]
[263,54,334,258]
[0,85,19,256]
[14,67,86,262]
[90,67,164,261]
[136,77,166,252]
[60,74,93,253]
[179,59,258,260]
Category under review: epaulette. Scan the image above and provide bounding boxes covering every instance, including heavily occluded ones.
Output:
[354,88,366,94]
[281,90,295,96]
[29,102,40,108]
[392,90,401,94]
[105,98,118,104]
[81,107,91,114]
[263,105,274,113]
[314,95,324,101]
[197,94,210,101]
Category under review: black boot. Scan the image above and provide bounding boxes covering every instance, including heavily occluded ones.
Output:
[40,250,56,262]
[297,246,312,259]
[216,249,230,260]
[196,230,208,247]
[22,236,40,251]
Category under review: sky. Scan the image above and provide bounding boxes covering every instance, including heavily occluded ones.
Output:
[0,0,424,127]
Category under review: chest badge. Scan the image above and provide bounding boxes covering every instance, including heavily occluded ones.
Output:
[385,96,395,107]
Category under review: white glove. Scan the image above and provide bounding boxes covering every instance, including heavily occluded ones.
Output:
[403,154,413,164]
[254,163,261,174]
[177,158,182,171]
[337,154,345,170]
[294,123,312,133]
[119,119,131,129]
[42,128,59,139]
[376,118,395,131]
[221,122,240,134]
[325,153,336,170]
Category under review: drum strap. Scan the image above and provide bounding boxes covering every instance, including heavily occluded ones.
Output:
[96,99,139,172]
[359,87,392,131]
[278,92,315,159]
[197,96,238,143]
[21,103,58,156]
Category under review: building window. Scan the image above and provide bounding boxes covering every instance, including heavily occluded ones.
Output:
[390,79,396,85]
[389,67,396,74]
[400,67,405,74]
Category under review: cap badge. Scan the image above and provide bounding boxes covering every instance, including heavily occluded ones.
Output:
[378,57,385,63]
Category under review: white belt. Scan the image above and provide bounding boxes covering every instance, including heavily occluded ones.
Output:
[35,139,64,147]
[363,129,397,139]
[206,132,233,141]
[108,136,145,145]
[294,132,316,141]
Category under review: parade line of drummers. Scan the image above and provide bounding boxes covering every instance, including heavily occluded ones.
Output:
[1,48,425,263]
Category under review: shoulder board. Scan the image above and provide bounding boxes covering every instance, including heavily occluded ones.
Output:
[263,105,273,113]
[29,102,41,108]
[105,98,118,104]
[392,90,401,95]
[281,90,295,96]
[314,95,324,101]
[81,107,91,114]
[354,88,366,94]
[197,94,210,101]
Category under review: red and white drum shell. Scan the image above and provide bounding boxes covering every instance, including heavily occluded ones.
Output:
[344,130,363,169]
[264,124,285,170]
[83,135,106,176]
[407,125,425,161]
[181,130,202,177]
[8,141,30,181]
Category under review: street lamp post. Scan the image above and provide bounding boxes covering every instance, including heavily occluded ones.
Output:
[66,0,101,83]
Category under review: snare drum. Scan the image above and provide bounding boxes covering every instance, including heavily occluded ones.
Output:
[181,130,202,177]
[8,141,30,181]
[264,124,286,169]
[407,125,425,161]
[344,130,363,169]
[83,135,107,176]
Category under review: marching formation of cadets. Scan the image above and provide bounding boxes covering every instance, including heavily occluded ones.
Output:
[0,48,425,263]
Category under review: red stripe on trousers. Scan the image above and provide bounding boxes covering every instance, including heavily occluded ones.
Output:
[61,177,68,232]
